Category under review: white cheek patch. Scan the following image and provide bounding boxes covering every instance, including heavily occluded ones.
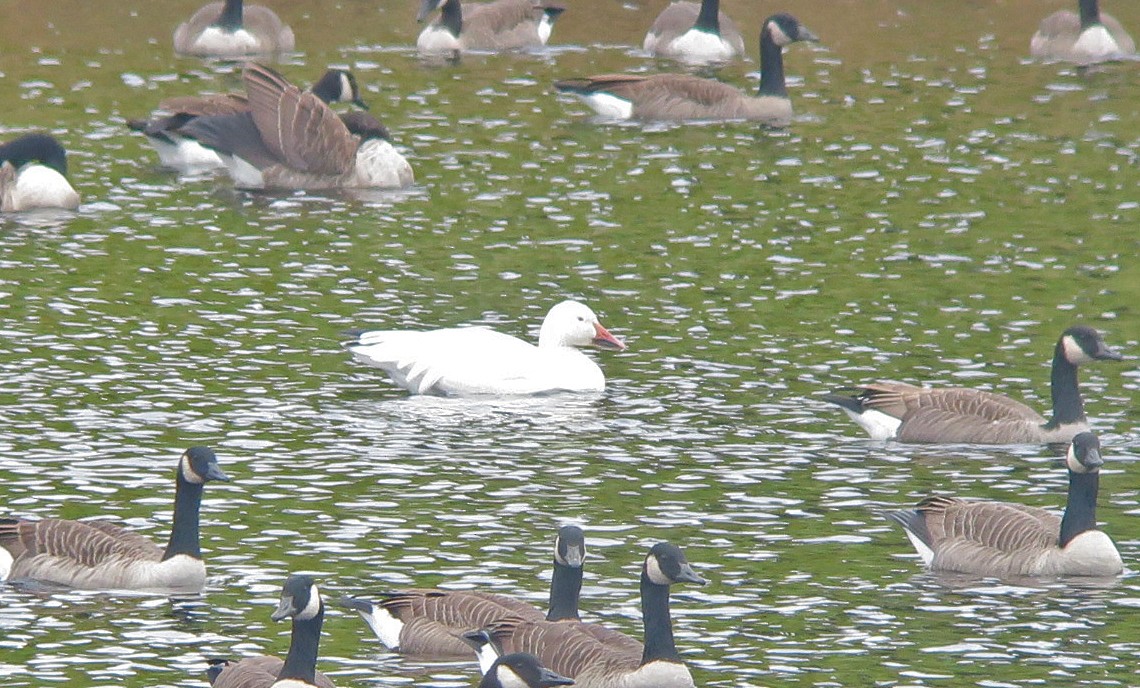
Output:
[474,639,500,674]
[767,22,792,47]
[1061,335,1093,365]
[495,666,528,688]
[580,92,634,120]
[181,455,203,484]
[0,546,13,581]
[296,583,322,620]
[339,73,354,103]
[645,554,671,585]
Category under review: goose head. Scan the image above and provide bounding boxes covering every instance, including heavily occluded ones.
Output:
[484,653,575,688]
[1060,326,1123,365]
[644,542,706,586]
[1067,432,1104,474]
[180,446,229,485]
[0,133,70,177]
[554,525,585,568]
[764,13,819,48]
[311,69,369,110]
[537,300,625,351]
[273,574,323,622]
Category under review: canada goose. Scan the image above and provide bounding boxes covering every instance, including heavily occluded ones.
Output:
[475,542,706,688]
[209,574,337,688]
[416,0,566,56]
[642,0,745,64]
[341,525,586,657]
[0,447,227,591]
[177,63,413,190]
[128,68,369,174]
[886,433,1122,577]
[174,0,295,57]
[479,653,575,688]
[1031,0,1135,64]
[0,133,81,212]
[343,300,625,396]
[555,13,818,123]
[823,325,1123,444]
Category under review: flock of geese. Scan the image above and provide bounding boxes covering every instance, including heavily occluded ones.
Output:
[0,0,1135,686]
[0,0,1135,208]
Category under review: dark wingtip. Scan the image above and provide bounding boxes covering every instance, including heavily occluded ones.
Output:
[821,391,864,413]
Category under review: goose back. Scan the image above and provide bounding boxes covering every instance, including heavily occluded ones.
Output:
[174,0,295,57]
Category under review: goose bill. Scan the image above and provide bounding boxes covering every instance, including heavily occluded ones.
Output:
[591,323,625,351]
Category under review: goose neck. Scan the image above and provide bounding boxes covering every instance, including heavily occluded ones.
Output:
[639,572,681,664]
[162,474,204,561]
[217,0,244,30]
[1060,470,1100,547]
[441,0,463,37]
[279,603,325,683]
[757,31,788,98]
[694,0,721,34]
[1047,342,1085,428]
[1079,0,1102,29]
[545,559,583,621]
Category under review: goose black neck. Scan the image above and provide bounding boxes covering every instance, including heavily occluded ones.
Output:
[217,0,244,31]
[639,572,681,665]
[278,603,325,684]
[440,0,463,37]
[1045,341,1085,429]
[694,0,720,34]
[162,474,204,561]
[1060,470,1100,547]
[1079,0,1101,29]
[545,559,583,621]
[757,31,788,98]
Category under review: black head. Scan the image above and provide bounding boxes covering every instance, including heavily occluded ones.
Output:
[311,69,369,110]
[1059,325,1123,365]
[273,574,322,622]
[1067,432,1104,474]
[339,110,392,142]
[763,13,819,47]
[643,542,707,586]
[485,653,574,688]
[180,446,229,485]
[0,133,70,177]
[554,525,585,568]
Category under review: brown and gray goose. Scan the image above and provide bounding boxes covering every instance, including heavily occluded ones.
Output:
[823,325,1123,444]
[208,574,336,688]
[642,0,745,64]
[1031,0,1135,64]
[416,0,566,56]
[341,525,586,658]
[555,13,817,124]
[0,447,227,592]
[128,68,368,174]
[174,0,295,57]
[176,63,413,190]
[885,433,1123,577]
[472,542,706,688]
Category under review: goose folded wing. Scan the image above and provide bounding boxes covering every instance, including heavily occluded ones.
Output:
[0,518,161,567]
[486,617,642,678]
[918,496,1060,551]
[177,112,283,170]
[242,63,358,176]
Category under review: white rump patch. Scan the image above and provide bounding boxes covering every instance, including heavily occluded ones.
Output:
[580,92,634,120]
[840,408,900,441]
[537,14,554,45]
[902,529,936,566]
[225,155,266,189]
[151,136,224,172]
[355,603,404,649]
[0,545,13,581]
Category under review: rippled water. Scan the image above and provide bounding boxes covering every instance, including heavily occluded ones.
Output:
[0,0,1138,686]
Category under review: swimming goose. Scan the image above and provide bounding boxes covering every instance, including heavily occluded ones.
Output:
[416,0,566,56]
[344,300,625,396]
[0,133,81,212]
[1031,0,1135,64]
[555,13,818,123]
[177,63,413,190]
[479,653,575,688]
[643,0,745,64]
[886,433,1122,577]
[0,447,227,591]
[174,0,295,57]
[341,525,587,657]
[823,325,1123,444]
[128,68,369,174]
[209,574,336,688]
[475,542,706,688]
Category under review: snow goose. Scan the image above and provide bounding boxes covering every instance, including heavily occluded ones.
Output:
[344,300,625,396]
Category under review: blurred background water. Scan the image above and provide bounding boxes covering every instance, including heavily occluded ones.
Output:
[0,0,1137,686]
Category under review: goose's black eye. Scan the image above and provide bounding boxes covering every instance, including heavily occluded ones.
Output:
[577,316,585,322]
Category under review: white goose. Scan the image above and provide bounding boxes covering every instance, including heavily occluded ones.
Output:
[344,300,625,396]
